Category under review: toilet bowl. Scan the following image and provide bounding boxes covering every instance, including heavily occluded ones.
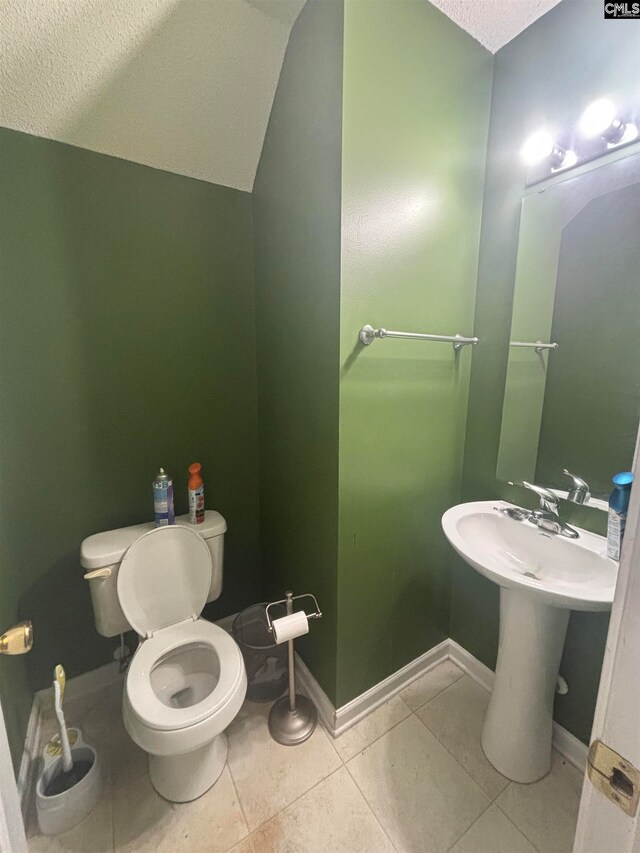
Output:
[115,524,247,802]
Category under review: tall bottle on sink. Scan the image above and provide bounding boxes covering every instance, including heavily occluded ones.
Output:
[607,471,633,561]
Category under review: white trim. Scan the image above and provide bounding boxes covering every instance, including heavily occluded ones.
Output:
[17,697,42,821]
[551,719,590,775]
[575,433,640,851]
[0,699,28,853]
[448,639,495,692]
[333,640,450,737]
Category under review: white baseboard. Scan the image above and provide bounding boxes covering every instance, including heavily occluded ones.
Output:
[17,698,42,821]
[448,640,495,692]
[550,719,589,772]
[333,639,450,737]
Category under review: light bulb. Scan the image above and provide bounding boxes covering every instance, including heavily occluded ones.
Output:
[579,98,625,143]
[620,122,639,144]
[520,130,567,169]
[521,130,555,166]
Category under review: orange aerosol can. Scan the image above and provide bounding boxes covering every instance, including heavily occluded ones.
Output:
[188,463,205,524]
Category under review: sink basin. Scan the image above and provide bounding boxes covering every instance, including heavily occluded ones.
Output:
[442,500,618,784]
[442,500,617,611]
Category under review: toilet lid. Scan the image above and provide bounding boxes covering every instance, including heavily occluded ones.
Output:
[117,525,212,638]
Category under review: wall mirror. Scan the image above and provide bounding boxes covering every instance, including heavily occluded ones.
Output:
[497,149,640,506]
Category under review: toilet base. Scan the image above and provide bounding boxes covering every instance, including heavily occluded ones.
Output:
[148,732,228,802]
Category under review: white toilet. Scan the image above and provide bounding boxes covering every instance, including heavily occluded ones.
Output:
[80,512,247,802]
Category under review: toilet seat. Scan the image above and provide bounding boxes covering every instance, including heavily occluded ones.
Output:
[126,619,245,731]
[117,525,212,638]
[118,525,245,733]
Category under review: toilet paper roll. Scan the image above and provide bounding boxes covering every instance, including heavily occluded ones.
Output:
[271,611,309,644]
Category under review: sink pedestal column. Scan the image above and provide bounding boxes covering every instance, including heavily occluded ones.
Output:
[481,587,570,783]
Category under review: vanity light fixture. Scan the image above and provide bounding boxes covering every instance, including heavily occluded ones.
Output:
[520,130,576,170]
[579,98,638,145]
[522,95,639,186]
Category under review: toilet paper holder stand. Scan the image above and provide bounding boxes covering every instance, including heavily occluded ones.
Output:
[264,591,322,746]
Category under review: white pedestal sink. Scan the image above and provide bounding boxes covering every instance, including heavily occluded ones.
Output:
[442,500,617,783]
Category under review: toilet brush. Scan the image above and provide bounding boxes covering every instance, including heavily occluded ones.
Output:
[50,665,79,792]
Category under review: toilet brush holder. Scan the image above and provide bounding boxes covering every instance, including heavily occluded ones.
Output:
[265,592,322,746]
[35,728,103,836]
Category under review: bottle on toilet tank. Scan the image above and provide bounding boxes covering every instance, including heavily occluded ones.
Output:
[188,462,205,524]
[153,468,175,527]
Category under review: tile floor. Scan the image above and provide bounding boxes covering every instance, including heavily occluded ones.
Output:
[27,660,584,853]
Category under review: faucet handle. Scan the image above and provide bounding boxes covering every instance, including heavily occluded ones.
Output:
[521,481,560,515]
[563,469,591,505]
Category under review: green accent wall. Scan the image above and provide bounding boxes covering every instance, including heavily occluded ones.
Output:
[337,0,492,705]
[0,128,261,769]
[252,0,343,703]
[457,0,640,743]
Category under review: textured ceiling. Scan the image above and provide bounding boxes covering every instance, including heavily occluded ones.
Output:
[0,0,562,191]
[0,0,305,192]
[430,0,563,52]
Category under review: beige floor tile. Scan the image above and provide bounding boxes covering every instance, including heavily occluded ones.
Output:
[399,660,464,711]
[227,701,341,831]
[41,687,113,749]
[228,838,256,853]
[112,765,248,853]
[109,714,148,788]
[450,804,536,853]
[347,714,490,852]
[416,676,509,799]
[251,767,394,853]
[331,695,411,761]
[496,752,583,853]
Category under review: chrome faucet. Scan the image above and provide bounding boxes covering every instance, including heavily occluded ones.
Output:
[522,481,559,516]
[563,469,591,505]
[517,481,580,539]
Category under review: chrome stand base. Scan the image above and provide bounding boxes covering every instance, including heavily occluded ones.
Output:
[268,694,317,746]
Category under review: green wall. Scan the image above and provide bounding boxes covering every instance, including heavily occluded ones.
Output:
[0,128,261,768]
[456,0,640,743]
[252,0,343,703]
[337,0,492,705]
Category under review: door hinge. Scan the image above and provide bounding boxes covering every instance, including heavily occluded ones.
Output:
[587,739,640,817]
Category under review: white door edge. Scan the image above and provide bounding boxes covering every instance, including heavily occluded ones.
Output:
[574,434,640,852]
[0,698,28,853]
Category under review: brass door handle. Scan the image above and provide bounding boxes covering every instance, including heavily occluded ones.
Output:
[0,621,33,655]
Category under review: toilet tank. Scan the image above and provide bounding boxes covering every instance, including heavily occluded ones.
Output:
[80,511,226,638]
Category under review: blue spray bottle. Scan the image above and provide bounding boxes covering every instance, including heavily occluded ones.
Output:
[153,468,175,527]
[607,471,633,561]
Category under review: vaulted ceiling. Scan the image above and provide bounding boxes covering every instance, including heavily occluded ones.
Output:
[0,0,306,191]
[431,0,562,53]
[0,0,562,192]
